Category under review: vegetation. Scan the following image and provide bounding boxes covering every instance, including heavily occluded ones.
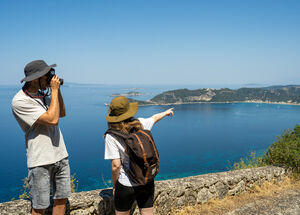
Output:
[18,173,79,200]
[263,125,300,171]
[71,173,79,193]
[147,85,300,104]
[179,124,300,215]
[173,176,300,215]
[127,98,155,106]
[228,151,266,170]
[229,125,300,173]
[19,177,30,200]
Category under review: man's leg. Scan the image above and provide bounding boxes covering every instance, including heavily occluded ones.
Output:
[52,158,71,215]
[52,198,67,215]
[28,166,51,215]
[32,208,46,215]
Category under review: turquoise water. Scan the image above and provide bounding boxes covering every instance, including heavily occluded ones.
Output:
[1,84,300,202]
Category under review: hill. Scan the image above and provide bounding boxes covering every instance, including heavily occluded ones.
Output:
[134,85,300,105]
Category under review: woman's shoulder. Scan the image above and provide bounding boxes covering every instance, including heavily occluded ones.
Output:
[105,132,124,145]
[105,133,117,142]
[137,117,153,123]
[137,117,155,130]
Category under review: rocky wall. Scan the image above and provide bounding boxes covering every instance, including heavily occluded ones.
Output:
[0,166,287,215]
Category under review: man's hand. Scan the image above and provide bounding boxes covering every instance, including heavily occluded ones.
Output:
[36,75,61,126]
[50,75,61,91]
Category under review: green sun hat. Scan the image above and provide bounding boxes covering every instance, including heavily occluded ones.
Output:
[106,96,138,123]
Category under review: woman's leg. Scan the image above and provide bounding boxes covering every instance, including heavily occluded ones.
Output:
[136,181,155,215]
[114,181,135,214]
[139,207,154,215]
[115,210,131,215]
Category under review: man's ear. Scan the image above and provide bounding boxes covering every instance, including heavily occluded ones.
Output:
[28,79,40,88]
[29,79,37,86]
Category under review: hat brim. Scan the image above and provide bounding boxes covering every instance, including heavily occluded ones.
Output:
[106,102,138,123]
[20,64,56,83]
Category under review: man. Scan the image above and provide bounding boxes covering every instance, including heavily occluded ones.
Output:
[12,60,71,215]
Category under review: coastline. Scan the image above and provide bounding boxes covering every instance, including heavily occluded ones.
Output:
[139,100,300,107]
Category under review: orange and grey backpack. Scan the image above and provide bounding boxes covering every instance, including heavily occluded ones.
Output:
[105,128,159,185]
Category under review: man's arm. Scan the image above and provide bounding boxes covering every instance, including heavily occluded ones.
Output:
[152,108,174,124]
[36,76,61,126]
[58,89,66,118]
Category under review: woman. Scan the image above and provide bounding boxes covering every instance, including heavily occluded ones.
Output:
[104,96,174,215]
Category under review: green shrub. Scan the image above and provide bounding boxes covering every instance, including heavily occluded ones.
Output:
[263,125,300,171]
[19,177,30,200]
[71,173,79,193]
[18,173,78,200]
[228,151,266,170]
[228,125,300,172]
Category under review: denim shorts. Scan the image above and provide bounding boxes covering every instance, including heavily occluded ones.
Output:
[28,157,71,209]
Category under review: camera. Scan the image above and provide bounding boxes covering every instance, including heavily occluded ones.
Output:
[46,69,64,86]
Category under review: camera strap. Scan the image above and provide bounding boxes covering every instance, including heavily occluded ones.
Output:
[22,86,49,111]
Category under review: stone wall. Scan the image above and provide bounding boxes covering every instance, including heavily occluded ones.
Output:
[0,166,287,215]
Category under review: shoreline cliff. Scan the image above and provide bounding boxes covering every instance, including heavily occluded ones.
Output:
[128,85,300,106]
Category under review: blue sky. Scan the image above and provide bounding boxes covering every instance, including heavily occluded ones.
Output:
[1,0,300,86]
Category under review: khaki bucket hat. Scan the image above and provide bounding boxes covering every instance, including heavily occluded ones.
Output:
[106,96,138,123]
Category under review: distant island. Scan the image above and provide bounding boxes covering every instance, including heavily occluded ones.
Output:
[130,85,300,106]
[110,91,143,97]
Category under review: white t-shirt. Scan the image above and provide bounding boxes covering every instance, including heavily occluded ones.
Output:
[11,89,68,168]
[104,117,155,187]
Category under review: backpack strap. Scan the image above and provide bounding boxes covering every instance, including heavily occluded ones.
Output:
[138,130,160,164]
[105,129,129,139]
[132,133,150,182]
[104,129,130,173]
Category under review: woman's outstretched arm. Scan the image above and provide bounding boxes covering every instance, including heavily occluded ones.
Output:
[151,108,174,124]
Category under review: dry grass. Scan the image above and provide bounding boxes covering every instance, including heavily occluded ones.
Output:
[172,176,300,215]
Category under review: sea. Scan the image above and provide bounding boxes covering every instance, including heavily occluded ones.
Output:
[1,83,300,203]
